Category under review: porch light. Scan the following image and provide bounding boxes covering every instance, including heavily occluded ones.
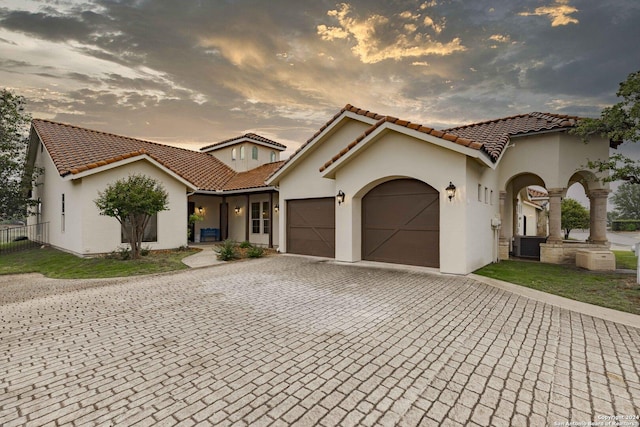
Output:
[274,204,279,213]
[234,206,241,215]
[336,190,345,205]
[446,182,456,201]
[197,206,204,215]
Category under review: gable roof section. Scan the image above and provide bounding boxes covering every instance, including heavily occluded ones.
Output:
[31,119,237,191]
[444,112,580,161]
[266,104,383,184]
[222,161,285,191]
[201,133,286,152]
[318,114,484,173]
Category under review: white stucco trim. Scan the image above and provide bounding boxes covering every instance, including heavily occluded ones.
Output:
[63,155,198,191]
[201,137,286,153]
[267,111,380,185]
[195,187,278,195]
[321,121,494,179]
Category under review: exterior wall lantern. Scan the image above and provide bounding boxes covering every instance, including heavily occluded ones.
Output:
[234,206,241,215]
[336,190,345,205]
[274,204,279,213]
[446,182,456,201]
[197,206,204,215]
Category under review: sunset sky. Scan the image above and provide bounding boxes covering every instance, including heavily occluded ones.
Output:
[1,0,639,159]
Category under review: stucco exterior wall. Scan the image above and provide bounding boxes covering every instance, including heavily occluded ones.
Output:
[207,143,280,172]
[464,158,500,271]
[332,132,470,274]
[77,160,188,255]
[276,119,373,252]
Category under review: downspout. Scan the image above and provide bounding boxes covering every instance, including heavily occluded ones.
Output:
[269,192,273,248]
[245,194,250,242]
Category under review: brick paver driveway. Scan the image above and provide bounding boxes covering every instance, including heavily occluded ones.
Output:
[1,256,639,426]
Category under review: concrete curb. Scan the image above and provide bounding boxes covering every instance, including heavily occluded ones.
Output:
[469,273,640,329]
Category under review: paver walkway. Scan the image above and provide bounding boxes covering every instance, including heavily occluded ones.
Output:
[1,256,639,426]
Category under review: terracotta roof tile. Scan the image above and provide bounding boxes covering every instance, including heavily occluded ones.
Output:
[444,112,580,161]
[222,161,285,191]
[32,119,237,191]
[200,132,286,151]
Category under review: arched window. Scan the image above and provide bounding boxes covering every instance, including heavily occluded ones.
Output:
[252,146,258,160]
[240,146,245,160]
[270,151,276,162]
[231,148,237,161]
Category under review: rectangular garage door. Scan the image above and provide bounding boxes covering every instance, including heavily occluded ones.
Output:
[287,198,335,258]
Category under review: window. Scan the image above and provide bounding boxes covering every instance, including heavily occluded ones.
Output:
[240,146,245,160]
[251,202,260,234]
[270,151,276,162]
[252,146,258,160]
[478,184,482,201]
[490,190,494,205]
[262,201,270,234]
[121,214,158,243]
[485,187,489,204]
[231,148,237,161]
[61,193,65,232]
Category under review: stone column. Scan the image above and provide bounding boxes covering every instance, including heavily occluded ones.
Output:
[588,189,610,245]
[547,188,565,243]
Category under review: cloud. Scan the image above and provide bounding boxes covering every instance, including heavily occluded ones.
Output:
[317,3,465,64]
[519,0,579,27]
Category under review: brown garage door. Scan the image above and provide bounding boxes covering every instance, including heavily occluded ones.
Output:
[362,179,439,267]
[287,198,335,257]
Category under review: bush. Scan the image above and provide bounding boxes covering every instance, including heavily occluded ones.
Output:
[239,240,252,249]
[216,240,238,261]
[106,247,131,260]
[140,246,151,256]
[247,246,265,258]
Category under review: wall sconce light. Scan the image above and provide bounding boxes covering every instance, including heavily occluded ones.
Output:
[197,206,204,215]
[446,182,456,201]
[336,190,345,205]
[234,206,241,215]
[274,204,279,213]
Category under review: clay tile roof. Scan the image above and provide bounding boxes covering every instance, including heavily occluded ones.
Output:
[318,110,485,173]
[527,187,549,199]
[222,161,285,191]
[31,119,236,191]
[444,112,580,162]
[200,132,286,151]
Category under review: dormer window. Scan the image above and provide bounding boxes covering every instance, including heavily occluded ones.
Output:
[231,148,237,161]
[252,146,258,160]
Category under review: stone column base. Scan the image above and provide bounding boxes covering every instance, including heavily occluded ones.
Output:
[499,239,510,261]
[540,242,565,264]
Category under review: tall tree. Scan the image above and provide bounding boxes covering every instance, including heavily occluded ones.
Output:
[0,89,36,220]
[610,182,640,219]
[95,174,168,259]
[561,198,589,240]
[572,70,640,183]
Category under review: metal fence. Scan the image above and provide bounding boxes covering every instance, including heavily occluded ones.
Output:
[0,222,49,255]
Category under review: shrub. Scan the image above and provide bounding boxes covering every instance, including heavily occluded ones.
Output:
[216,239,238,261]
[239,240,252,249]
[106,247,131,260]
[140,246,151,256]
[247,245,265,258]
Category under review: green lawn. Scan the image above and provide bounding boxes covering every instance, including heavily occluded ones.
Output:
[0,246,198,279]
[613,250,638,270]
[475,255,640,315]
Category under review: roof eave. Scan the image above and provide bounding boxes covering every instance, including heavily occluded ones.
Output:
[201,138,286,153]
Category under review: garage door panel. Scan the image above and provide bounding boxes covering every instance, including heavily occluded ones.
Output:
[363,179,439,268]
[287,198,335,258]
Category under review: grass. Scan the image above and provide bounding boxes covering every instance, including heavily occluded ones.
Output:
[613,250,638,270]
[0,246,198,279]
[475,257,640,315]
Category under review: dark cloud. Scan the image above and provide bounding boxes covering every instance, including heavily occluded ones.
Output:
[0,0,638,152]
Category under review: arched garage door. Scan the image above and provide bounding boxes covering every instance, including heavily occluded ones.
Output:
[362,179,439,267]
[287,198,335,257]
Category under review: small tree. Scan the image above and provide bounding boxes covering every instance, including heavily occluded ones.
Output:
[0,89,38,219]
[95,174,168,259]
[572,70,640,183]
[611,182,640,219]
[561,198,590,239]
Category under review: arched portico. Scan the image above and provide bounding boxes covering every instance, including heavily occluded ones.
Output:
[499,169,610,264]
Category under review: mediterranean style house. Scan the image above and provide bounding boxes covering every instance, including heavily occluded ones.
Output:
[26,104,613,274]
